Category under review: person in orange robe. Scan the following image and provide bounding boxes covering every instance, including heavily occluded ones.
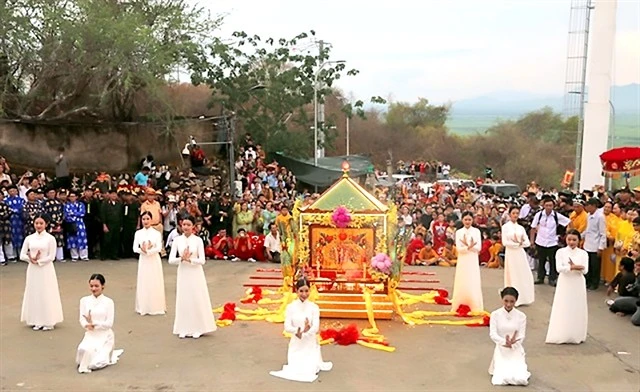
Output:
[438,238,458,267]
[417,241,439,266]
[486,233,503,269]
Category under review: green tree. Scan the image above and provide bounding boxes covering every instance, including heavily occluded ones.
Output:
[1,0,218,121]
[195,30,384,158]
[385,98,450,130]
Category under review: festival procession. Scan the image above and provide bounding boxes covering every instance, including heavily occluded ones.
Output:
[1,1,640,391]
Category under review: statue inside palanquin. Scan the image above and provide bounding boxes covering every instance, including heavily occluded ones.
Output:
[313,230,369,278]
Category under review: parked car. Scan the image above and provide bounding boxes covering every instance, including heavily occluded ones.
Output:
[480,183,521,197]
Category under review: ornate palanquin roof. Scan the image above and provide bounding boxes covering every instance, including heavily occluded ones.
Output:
[301,174,388,213]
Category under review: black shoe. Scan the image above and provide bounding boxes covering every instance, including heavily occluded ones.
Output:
[549,280,557,287]
[534,280,545,285]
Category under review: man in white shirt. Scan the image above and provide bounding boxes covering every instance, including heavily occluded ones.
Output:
[583,198,607,290]
[530,196,570,287]
[264,223,282,264]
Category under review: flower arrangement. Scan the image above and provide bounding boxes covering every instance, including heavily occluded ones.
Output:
[370,253,392,281]
[331,206,352,228]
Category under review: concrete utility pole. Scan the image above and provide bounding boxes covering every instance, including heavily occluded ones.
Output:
[317,40,326,160]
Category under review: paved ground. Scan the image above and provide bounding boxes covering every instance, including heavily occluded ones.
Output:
[1,259,639,392]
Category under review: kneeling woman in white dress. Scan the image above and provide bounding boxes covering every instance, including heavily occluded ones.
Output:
[451,211,484,312]
[489,287,531,386]
[168,215,216,339]
[20,214,63,331]
[546,229,588,344]
[133,211,166,315]
[76,273,124,373]
[270,278,333,383]
[502,206,535,306]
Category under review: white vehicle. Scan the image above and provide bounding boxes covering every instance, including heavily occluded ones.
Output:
[378,174,417,183]
[436,179,476,190]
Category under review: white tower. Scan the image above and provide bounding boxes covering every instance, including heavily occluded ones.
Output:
[578,0,618,190]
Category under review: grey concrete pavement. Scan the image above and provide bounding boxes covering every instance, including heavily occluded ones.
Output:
[1,260,638,392]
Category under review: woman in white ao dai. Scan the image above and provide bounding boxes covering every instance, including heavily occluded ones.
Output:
[76,274,124,373]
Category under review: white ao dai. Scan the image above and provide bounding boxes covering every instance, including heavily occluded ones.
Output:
[488,307,530,385]
[20,231,63,328]
[451,226,484,312]
[270,299,333,382]
[133,227,166,315]
[168,234,216,337]
[501,221,535,306]
[545,246,588,344]
[76,294,123,373]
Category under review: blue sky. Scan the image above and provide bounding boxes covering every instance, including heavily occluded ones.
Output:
[200,0,640,103]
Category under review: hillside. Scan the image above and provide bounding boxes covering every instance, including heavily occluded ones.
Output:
[446,84,639,144]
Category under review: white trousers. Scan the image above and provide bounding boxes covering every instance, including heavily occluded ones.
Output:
[70,248,89,260]
[0,242,16,262]
[56,247,64,261]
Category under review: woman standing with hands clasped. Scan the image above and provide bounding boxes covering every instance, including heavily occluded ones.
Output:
[76,274,124,373]
[270,278,333,383]
[502,206,535,306]
[20,214,63,331]
[451,211,484,312]
[488,287,531,386]
[168,215,216,339]
[133,211,166,316]
[546,229,589,344]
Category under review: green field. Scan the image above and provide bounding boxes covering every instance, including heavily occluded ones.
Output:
[447,113,639,147]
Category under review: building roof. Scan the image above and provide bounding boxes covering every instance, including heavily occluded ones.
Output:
[302,173,388,213]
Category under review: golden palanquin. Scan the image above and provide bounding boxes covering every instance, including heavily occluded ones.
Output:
[296,173,396,318]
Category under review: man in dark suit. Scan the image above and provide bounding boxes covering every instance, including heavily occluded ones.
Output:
[81,187,102,259]
[100,189,123,260]
[120,189,140,259]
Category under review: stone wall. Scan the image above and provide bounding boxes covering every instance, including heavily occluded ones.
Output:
[0,120,223,172]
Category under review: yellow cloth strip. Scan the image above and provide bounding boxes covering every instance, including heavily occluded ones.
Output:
[357,340,396,352]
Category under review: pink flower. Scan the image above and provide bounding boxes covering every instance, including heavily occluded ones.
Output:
[331,206,352,228]
[371,253,392,274]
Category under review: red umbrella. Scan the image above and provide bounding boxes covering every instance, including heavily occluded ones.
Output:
[599,147,640,178]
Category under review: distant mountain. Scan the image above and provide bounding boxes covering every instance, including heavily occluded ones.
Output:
[450,83,639,116]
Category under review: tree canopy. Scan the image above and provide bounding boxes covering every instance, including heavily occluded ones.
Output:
[193,30,384,157]
[1,0,218,122]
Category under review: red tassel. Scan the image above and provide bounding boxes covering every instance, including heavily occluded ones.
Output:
[434,296,451,305]
[240,286,263,304]
[320,324,361,346]
[437,289,449,298]
[320,328,339,341]
[219,302,236,321]
[455,304,471,317]
[336,324,360,346]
